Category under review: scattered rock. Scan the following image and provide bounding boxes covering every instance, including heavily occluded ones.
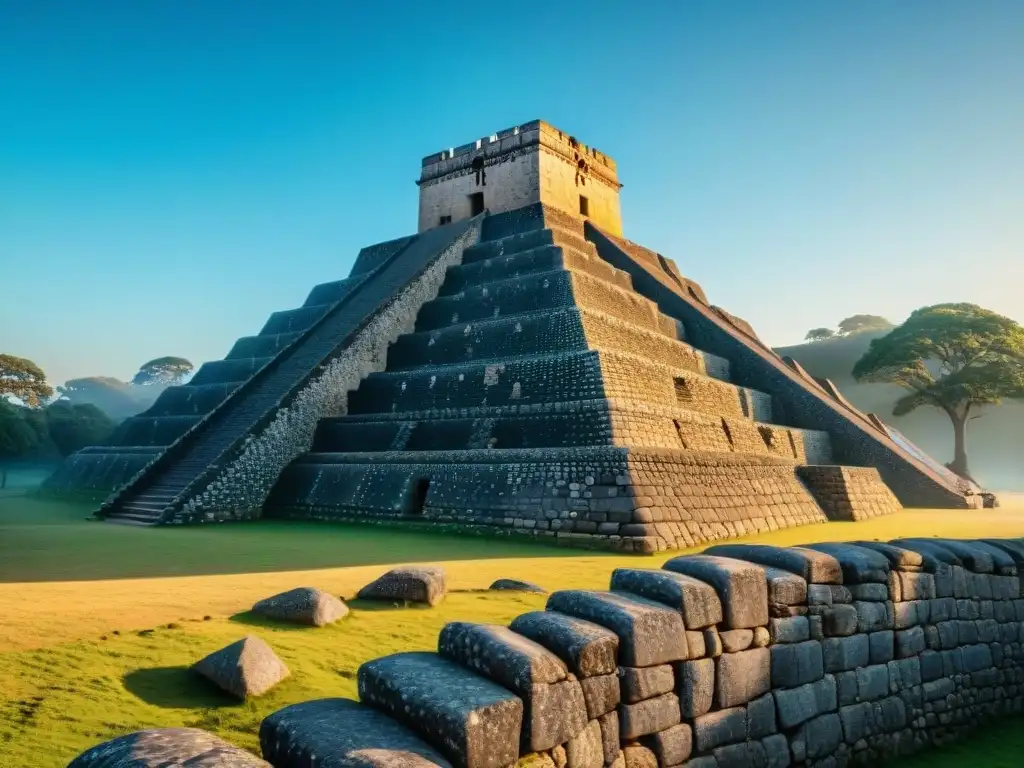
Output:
[192,636,290,699]
[252,587,349,627]
[490,578,547,594]
[358,566,447,606]
[68,727,270,767]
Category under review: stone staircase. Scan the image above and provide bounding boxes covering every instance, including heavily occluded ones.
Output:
[91,220,476,524]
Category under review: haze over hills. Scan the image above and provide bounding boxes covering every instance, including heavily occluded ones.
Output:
[776,331,1024,493]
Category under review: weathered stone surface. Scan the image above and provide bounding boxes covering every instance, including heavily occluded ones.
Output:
[822,634,870,672]
[715,741,772,768]
[260,698,452,768]
[847,583,889,602]
[662,555,769,629]
[703,544,842,584]
[619,664,674,703]
[964,541,1018,574]
[868,630,895,664]
[490,579,547,594]
[546,591,687,667]
[357,652,523,768]
[358,566,447,606]
[748,692,777,738]
[890,539,962,567]
[251,587,349,627]
[854,601,891,633]
[719,629,754,653]
[855,664,888,701]
[685,630,706,658]
[702,627,723,658]
[774,675,836,729]
[597,711,620,766]
[761,566,808,607]
[792,713,842,761]
[895,626,926,658]
[752,626,771,648]
[821,604,858,636]
[800,543,890,584]
[192,636,289,699]
[69,728,270,768]
[438,623,568,687]
[926,540,996,573]
[621,745,657,768]
[641,723,692,766]
[610,568,722,629]
[566,719,603,768]
[770,640,823,689]
[852,541,929,571]
[770,616,810,644]
[677,657,715,718]
[510,612,619,677]
[618,692,681,739]
[579,673,620,719]
[762,734,791,768]
[693,707,747,752]
[437,623,585,751]
[716,648,770,707]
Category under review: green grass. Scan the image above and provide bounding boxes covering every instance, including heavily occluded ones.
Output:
[0,496,575,583]
[4,495,1024,767]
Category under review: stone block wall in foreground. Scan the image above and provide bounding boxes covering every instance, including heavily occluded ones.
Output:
[256,537,1024,768]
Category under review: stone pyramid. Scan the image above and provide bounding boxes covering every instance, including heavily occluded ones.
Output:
[43,120,981,551]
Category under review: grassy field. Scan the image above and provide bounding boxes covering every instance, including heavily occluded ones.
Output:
[3,495,1024,766]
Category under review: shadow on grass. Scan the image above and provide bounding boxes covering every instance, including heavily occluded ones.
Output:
[123,667,239,709]
[228,610,324,631]
[344,598,438,612]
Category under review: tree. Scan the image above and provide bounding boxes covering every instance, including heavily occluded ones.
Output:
[805,328,836,342]
[838,315,894,336]
[131,356,194,387]
[57,377,149,420]
[853,303,1024,482]
[45,402,117,456]
[0,354,54,407]
[0,401,44,488]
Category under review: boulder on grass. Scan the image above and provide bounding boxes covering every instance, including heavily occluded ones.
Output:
[252,587,349,627]
[489,579,547,594]
[357,566,447,606]
[192,636,289,699]
[68,727,270,767]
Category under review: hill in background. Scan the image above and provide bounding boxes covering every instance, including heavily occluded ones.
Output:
[776,332,1023,493]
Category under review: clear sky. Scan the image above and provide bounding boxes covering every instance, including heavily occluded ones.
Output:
[1,1,1021,386]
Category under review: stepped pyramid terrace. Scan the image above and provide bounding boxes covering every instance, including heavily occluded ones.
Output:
[43,119,988,552]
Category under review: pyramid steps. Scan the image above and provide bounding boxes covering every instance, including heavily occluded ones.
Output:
[310,402,831,462]
[225,332,301,360]
[387,307,723,378]
[416,269,675,338]
[441,242,632,294]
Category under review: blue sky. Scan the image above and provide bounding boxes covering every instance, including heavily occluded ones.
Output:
[1,1,1022,386]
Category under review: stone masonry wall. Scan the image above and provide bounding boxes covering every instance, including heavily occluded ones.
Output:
[170,224,481,523]
[252,537,1024,768]
[268,447,828,553]
[798,466,903,522]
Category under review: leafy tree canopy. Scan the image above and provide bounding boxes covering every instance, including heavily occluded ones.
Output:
[45,401,117,456]
[805,328,836,342]
[853,303,1024,480]
[838,314,894,336]
[0,354,54,407]
[132,356,194,387]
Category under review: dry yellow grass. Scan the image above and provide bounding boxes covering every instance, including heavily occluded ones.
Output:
[4,507,1024,652]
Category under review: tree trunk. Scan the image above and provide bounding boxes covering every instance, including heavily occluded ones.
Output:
[948,411,973,482]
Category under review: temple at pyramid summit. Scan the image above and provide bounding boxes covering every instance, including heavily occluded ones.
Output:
[43,119,991,552]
